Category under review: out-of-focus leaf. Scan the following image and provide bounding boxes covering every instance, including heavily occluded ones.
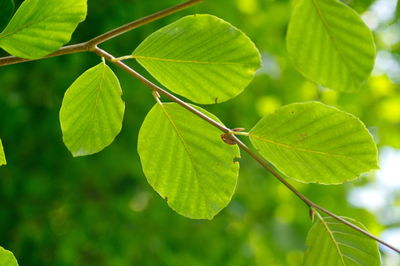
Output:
[249,102,378,184]
[0,0,14,31]
[132,14,261,104]
[0,246,18,266]
[286,0,375,91]
[60,62,125,157]
[304,214,380,265]
[0,0,87,59]
[138,103,240,219]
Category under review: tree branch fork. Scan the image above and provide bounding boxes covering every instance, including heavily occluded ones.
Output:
[1,0,398,254]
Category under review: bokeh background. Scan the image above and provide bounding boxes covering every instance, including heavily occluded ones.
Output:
[0,0,399,265]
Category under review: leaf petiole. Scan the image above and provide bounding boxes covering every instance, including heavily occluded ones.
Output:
[111,55,134,62]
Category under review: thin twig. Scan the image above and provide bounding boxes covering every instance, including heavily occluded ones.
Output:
[87,0,205,46]
[0,43,90,66]
[93,46,400,254]
[0,0,204,67]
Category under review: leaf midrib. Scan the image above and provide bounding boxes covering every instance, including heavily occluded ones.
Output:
[317,213,346,266]
[0,3,83,40]
[249,133,353,159]
[133,55,247,66]
[310,0,355,83]
[159,104,210,214]
[68,64,106,151]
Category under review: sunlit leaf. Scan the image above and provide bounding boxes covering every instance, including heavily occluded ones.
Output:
[249,102,378,184]
[138,103,240,219]
[286,0,375,91]
[132,14,261,104]
[60,62,125,157]
[304,213,380,265]
[0,246,18,266]
[0,138,6,166]
[0,0,14,31]
[0,0,87,59]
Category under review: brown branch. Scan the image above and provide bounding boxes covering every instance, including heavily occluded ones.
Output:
[0,0,204,67]
[0,43,90,66]
[87,0,205,46]
[93,46,400,254]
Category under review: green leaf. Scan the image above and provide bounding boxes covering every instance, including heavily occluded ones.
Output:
[132,14,261,104]
[286,0,375,91]
[0,139,6,166]
[397,0,400,18]
[60,62,125,157]
[249,102,378,184]
[138,103,240,219]
[0,0,14,31]
[0,0,87,59]
[304,213,381,265]
[0,246,18,266]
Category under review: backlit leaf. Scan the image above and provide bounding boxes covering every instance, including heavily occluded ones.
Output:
[286,0,375,91]
[304,213,381,265]
[60,62,125,157]
[0,0,87,59]
[132,14,261,104]
[0,138,6,166]
[0,246,18,266]
[138,103,240,219]
[249,102,378,184]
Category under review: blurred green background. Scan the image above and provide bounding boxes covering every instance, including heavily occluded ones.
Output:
[1,0,399,265]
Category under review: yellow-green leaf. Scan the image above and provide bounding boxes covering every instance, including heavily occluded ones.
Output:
[0,0,87,59]
[60,62,125,157]
[138,103,240,219]
[0,138,6,166]
[304,214,381,265]
[0,246,18,266]
[249,102,378,184]
[286,0,375,91]
[132,15,261,104]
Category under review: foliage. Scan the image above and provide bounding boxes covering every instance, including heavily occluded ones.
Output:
[0,139,5,166]
[138,103,240,219]
[0,0,87,59]
[249,102,378,184]
[132,14,261,104]
[286,0,375,92]
[0,0,399,265]
[0,246,18,266]
[60,61,125,157]
[304,214,380,265]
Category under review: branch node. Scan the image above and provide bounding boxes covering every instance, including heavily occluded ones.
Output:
[221,132,237,145]
[309,207,315,222]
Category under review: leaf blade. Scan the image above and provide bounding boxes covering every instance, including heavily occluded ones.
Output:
[249,102,378,184]
[304,214,381,265]
[138,103,240,219]
[60,62,125,157]
[286,0,375,91]
[0,246,18,266]
[0,0,87,59]
[133,14,261,104]
[0,138,6,166]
